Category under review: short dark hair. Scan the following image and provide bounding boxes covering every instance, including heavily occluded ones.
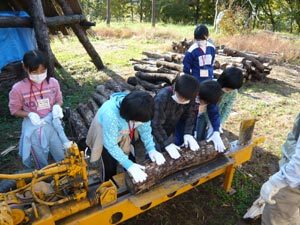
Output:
[175,75,200,100]
[120,91,154,122]
[194,24,209,40]
[23,50,50,81]
[199,80,223,104]
[218,67,243,89]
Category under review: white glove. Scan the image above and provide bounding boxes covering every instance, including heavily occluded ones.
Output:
[206,131,226,152]
[127,163,148,183]
[260,179,280,205]
[165,143,181,159]
[183,134,199,151]
[207,124,223,138]
[28,112,45,126]
[52,104,63,119]
[148,150,166,165]
[243,197,266,219]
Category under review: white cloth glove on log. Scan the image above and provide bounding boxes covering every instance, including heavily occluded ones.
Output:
[206,131,226,152]
[127,163,148,183]
[52,104,64,119]
[165,143,181,159]
[183,134,199,151]
[148,150,166,165]
[28,112,45,126]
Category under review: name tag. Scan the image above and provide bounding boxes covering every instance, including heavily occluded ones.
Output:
[37,98,50,110]
[200,69,209,77]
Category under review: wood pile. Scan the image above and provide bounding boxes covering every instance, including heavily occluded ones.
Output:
[172,39,273,81]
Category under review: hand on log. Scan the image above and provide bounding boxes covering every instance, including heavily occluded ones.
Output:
[125,138,230,194]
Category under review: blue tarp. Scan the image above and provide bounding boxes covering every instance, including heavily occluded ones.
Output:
[0,11,37,72]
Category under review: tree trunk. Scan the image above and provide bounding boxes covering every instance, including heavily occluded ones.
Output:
[151,0,156,27]
[107,0,111,27]
[29,0,56,78]
[55,0,104,70]
[125,138,230,194]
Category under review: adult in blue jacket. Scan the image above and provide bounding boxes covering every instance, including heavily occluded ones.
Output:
[86,91,165,183]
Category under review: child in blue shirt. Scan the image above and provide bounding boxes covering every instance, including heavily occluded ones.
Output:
[86,91,166,183]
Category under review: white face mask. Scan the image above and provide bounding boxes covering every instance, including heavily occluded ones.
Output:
[172,94,190,105]
[29,71,47,84]
[134,121,144,127]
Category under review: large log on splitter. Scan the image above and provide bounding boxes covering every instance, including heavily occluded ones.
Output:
[125,138,230,194]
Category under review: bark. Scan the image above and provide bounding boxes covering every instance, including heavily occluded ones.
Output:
[96,85,112,99]
[104,79,124,92]
[92,92,107,107]
[76,103,94,128]
[142,51,173,62]
[126,138,230,194]
[134,65,178,75]
[68,110,88,142]
[135,71,178,84]
[55,0,104,70]
[128,76,164,92]
[223,48,265,72]
[156,61,183,72]
[87,99,99,115]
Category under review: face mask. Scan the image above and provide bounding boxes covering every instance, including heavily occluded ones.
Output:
[172,94,190,105]
[29,71,47,84]
[134,121,144,127]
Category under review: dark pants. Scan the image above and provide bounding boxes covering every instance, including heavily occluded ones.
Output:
[102,147,136,181]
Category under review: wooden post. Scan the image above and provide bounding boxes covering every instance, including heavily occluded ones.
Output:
[29,0,55,77]
[151,0,156,27]
[55,0,104,70]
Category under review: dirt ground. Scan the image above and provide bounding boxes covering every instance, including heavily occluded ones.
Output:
[1,63,300,224]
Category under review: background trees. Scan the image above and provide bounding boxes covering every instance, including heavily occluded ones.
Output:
[79,0,299,33]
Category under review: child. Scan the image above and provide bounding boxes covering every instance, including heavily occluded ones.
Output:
[183,24,215,83]
[9,50,71,169]
[86,91,165,183]
[197,67,244,141]
[151,75,223,160]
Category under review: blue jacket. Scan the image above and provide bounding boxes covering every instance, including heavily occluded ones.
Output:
[98,92,156,169]
[183,41,215,83]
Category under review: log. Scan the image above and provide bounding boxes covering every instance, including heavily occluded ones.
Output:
[128,76,164,92]
[111,76,136,91]
[0,15,88,28]
[223,48,265,72]
[87,98,99,115]
[135,71,178,84]
[92,92,107,106]
[76,103,94,128]
[156,61,183,72]
[130,58,157,65]
[96,85,112,99]
[29,0,55,77]
[125,138,230,194]
[104,79,123,92]
[133,65,178,75]
[68,110,88,142]
[56,0,104,70]
[142,51,173,62]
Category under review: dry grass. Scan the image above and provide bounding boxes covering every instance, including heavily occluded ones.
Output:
[214,31,300,64]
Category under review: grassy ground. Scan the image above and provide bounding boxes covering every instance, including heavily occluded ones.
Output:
[1,22,300,224]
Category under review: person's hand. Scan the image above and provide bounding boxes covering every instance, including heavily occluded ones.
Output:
[148,150,166,165]
[206,131,226,152]
[127,163,148,183]
[28,112,45,126]
[183,134,199,151]
[52,104,63,119]
[260,179,280,205]
[165,143,181,159]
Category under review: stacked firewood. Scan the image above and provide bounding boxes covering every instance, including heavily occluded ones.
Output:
[172,39,273,81]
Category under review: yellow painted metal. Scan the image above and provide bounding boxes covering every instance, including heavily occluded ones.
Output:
[11,208,25,225]
[0,202,13,225]
[96,180,117,207]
